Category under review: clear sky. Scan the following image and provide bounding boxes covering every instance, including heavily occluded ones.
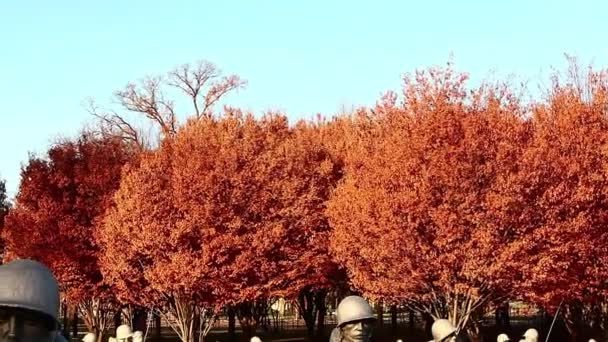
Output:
[1,0,607,198]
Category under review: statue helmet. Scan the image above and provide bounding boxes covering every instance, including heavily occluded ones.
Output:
[336,296,376,327]
[82,333,97,342]
[116,325,134,340]
[0,259,60,324]
[431,319,457,341]
[497,333,511,342]
[589,339,597,342]
[523,328,538,340]
[250,337,262,342]
[133,331,144,342]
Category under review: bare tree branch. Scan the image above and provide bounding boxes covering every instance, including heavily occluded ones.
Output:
[114,76,177,137]
[202,75,247,118]
[85,98,143,148]
[86,60,246,147]
[167,61,220,118]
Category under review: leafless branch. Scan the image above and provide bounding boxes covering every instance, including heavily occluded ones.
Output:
[202,75,247,118]
[114,76,177,137]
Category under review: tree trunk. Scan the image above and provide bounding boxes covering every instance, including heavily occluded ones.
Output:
[72,310,79,338]
[62,303,70,339]
[315,290,327,337]
[376,301,383,328]
[411,310,417,331]
[390,305,398,331]
[235,299,267,339]
[423,312,432,335]
[465,318,482,342]
[297,289,316,336]
[227,306,236,342]
[132,309,147,333]
[564,304,583,342]
[114,310,122,332]
[193,311,200,342]
[155,314,161,338]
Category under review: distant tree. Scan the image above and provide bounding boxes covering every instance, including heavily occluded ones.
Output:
[0,178,10,263]
[88,60,246,149]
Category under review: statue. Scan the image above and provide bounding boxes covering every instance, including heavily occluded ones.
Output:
[0,259,60,342]
[497,333,510,342]
[429,319,457,342]
[522,329,538,342]
[331,296,376,342]
[82,333,96,342]
[115,325,134,342]
[132,331,143,342]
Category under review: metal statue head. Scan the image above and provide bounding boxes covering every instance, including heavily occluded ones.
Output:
[0,260,60,342]
[497,333,510,342]
[82,333,96,342]
[431,319,457,342]
[115,325,133,342]
[335,296,376,342]
[522,328,538,342]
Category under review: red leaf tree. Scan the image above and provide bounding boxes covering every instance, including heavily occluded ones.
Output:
[490,61,608,341]
[327,64,530,337]
[2,134,134,341]
[99,111,343,340]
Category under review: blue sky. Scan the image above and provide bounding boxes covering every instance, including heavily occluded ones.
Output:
[1,0,607,198]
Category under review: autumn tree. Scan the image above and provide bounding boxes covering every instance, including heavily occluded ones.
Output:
[0,178,9,263]
[99,110,343,340]
[489,59,608,341]
[2,134,134,342]
[327,63,531,338]
[88,60,246,149]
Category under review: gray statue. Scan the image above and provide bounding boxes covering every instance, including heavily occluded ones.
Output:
[0,259,61,342]
[331,296,376,342]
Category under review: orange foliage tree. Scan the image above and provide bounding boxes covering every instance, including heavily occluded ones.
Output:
[98,111,343,340]
[2,134,134,341]
[327,64,531,337]
[489,61,608,341]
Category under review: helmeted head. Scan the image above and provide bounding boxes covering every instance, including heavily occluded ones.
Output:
[431,319,457,342]
[497,333,510,342]
[250,337,262,342]
[522,329,538,342]
[0,259,60,342]
[336,296,375,327]
[336,296,376,342]
[82,333,96,342]
[115,325,133,341]
[132,331,143,342]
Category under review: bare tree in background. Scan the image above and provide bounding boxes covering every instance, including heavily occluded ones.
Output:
[88,60,246,149]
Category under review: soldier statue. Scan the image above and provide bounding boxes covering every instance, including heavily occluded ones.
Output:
[330,296,376,342]
[0,259,61,342]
